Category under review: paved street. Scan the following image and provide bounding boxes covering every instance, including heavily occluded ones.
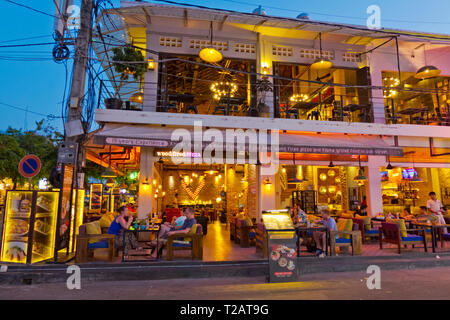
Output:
[1,267,450,300]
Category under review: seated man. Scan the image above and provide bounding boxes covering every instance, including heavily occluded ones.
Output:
[313,209,337,258]
[158,209,187,239]
[151,207,197,257]
[415,206,437,223]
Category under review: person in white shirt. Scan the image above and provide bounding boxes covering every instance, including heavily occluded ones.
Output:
[427,192,447,233]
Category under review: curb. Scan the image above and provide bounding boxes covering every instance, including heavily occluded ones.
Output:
[1,253,450,285]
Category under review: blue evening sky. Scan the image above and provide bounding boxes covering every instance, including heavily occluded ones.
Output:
[0,0,449,133]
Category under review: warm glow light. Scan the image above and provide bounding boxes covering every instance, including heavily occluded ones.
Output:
[289,94,309,103]
[153,179,156,185]
[216,197,222,203]
[311,58,333,70]
[147,59,155,70]
[199,47,223,63]
[210,81,238,100]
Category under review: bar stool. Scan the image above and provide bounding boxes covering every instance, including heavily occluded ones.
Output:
[213,105,227,115]
[308,111,320,120]
[286,108,299,119]
[162,103,178,113]
[185,105,198,114]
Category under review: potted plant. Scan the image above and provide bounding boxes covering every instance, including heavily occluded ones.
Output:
[105,46,147,109]
[254,76,273,117]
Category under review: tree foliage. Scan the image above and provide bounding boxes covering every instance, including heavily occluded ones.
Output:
[0,120,63,187]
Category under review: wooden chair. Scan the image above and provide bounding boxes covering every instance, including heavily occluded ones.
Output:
[235,218,256,248]
[75,224,116,263]
[329,230,362,256]
[352,218,379,243]
[378,222,427,254]
[255,223,268,258]
[229,217,237,241]
[166,224,203,261]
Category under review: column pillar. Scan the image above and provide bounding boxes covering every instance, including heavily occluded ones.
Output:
[430,168,442,200]
[259,168,278,216]
[143,31,158,112]
[369,61,386,124]
[138,147,155,219]
[366,156,384,217]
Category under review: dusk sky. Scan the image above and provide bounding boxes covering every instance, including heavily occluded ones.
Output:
[1,0,449,133]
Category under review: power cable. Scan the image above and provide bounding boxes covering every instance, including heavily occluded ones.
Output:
[4,0,58,18]
[0,101,63,119]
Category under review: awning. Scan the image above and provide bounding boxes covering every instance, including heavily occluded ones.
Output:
[93,123,403,156]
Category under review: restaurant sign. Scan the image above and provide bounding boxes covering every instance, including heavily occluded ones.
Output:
[280,145,403,157]
[105,137,169,148]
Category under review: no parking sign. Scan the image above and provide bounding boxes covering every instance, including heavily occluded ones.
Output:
[18,154,41,178]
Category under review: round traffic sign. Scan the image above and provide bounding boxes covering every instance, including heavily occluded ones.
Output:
[18,154,41,178]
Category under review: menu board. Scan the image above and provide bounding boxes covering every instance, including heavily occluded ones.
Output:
[89,183,102,211]
[262,210,298,283]
[267,231,298,283]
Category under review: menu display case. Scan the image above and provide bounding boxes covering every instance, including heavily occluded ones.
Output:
[0,190,59,264]
[89,183,102,213]
[262,210,298,283]
[69,189,85,253]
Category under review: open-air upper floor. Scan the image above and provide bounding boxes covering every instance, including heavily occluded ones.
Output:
[92,2,450,130]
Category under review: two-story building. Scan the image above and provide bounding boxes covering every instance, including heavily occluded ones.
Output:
[88,1,450,223]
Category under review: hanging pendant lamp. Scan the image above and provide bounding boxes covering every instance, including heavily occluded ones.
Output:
[354,155,367,181]
[311,33,333,70]
[288,153,305,184]
[199,21,223,63]
[101,145,117,178]
[328,155,335,168]
[415,44,441,79]
[386,156,395,170]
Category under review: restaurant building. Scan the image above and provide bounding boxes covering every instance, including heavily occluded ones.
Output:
[88,1,450,225]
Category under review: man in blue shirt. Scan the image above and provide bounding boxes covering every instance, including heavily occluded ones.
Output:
[151,207,197,257]
[313,209,337,257]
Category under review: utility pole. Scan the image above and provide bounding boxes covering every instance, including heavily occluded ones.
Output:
[66,0,93,137]
[53,0,93,261]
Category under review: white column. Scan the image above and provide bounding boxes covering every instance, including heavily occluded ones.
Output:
[138,147,155,219]
[259,168,278,214]
[366,155,384,217]
[143,31,158,112]
[369,57,386,124]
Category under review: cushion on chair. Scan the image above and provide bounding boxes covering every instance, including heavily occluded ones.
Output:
[442,233,450,240]
[172,240,192,247]
[337,218,353,239]
[99,213,114,229]
[341,212,354,219]
[86,221,102,244]
[245,216,253,227]
[87,239,110,249]
[401,235,423,242]
[335,238,351,244]
[365,229,379,235]
[249,232,256,238]
[386,219,407,238]
[355,215,372,231]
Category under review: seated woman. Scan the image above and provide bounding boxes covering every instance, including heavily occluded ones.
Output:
[107,205,142,257]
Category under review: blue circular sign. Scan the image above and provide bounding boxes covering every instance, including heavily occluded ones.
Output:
[18,155,41,178]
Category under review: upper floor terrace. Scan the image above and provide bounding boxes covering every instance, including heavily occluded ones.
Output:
[92,2,450,131]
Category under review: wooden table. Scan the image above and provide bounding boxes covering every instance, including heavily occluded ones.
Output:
[122,226,160,262]
[411,222,450,253]
[398,107,429,124]
[295,225,329,256]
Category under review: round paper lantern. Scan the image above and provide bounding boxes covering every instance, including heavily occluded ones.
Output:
[328,186,336,194]
[319,186,327,194]
[327,170,335,177]
[319,173,327,181]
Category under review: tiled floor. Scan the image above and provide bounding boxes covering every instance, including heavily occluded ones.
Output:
[91,221,450,263]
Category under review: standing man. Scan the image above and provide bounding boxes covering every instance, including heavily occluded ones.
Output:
[427,192,447,233]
